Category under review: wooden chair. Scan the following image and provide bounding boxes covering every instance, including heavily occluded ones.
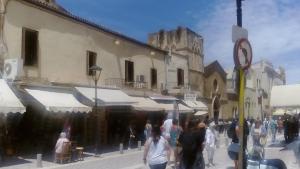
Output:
[56,141,72,164]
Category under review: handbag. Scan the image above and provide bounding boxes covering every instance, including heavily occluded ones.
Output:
[228,142,240,153]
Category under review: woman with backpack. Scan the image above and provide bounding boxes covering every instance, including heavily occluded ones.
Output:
[143,125,171,169]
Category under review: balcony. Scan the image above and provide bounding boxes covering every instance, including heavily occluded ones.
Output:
[166,82,190,94]
[104,78,148,89]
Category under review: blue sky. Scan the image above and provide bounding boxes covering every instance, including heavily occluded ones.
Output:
[58,0,299,84]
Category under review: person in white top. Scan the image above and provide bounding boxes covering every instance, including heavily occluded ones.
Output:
[54,132,69,162]
[144,125,171,169]
[205,123,216,167]
[162,114,173,141]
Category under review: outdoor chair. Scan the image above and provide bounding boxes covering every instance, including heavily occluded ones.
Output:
[56,141,72,164]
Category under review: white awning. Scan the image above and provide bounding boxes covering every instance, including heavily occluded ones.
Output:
[26,89,91,113]
[271,84,300,108]
[272,108,285,116]
[156,102,193,113]
[183,100,208,111]
[194,110,208,116]
[149,95,178,101]
[0,79,25,114]
[75,87,135,106]
[131,97,164,112]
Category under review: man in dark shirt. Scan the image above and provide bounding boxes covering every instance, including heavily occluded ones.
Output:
[178,120,206,169]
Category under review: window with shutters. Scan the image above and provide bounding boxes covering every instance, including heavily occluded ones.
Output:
[86,51,97,76]
[22,28,38,66]
[177,68,184,86]
[151,68,157,89]
[125,60,134,83]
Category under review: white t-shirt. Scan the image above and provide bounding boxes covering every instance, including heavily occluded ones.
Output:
[55,138,69,153]
[163,119,173,138]
[205,128,216,148]
[146,136,168,165]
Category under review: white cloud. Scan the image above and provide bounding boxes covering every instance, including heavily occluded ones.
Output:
[196,0,300,84]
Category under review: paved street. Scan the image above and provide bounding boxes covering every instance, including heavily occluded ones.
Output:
[0,133,298,169]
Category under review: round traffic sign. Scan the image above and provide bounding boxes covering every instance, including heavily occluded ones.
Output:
[234,38,252,70]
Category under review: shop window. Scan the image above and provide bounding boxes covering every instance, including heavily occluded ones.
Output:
[22,28,38,66]
[125,60,134,83]
[177,68,184,86]
[151,68,157,89]
[86,51,97,76]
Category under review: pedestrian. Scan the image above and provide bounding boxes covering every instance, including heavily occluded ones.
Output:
[128,123,135,150]
[252,120,267,147]
[169,119,182,165]
[144,120,152,141]
[143,125,171,169]
[162,114,173,142]
[54,132,69,162]
[277,117,283,134]
[178,120,205,169]
[227,119,249,169]
[269,117,278,143]
[193,121,206,169]
[205,122,216,167]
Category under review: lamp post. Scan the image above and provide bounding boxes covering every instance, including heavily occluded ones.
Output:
[258,88,264,121]
[245,97,250,119]
[90,65,102,156]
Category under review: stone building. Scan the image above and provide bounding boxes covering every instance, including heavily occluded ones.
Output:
[203,61,228,122]
[0,0,178,152]
[148,27,205,97]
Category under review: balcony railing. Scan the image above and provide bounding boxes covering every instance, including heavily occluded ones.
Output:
[104,78,148,89]
[165,82,191,93]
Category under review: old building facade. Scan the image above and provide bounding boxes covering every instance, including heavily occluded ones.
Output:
[148,27,205,97]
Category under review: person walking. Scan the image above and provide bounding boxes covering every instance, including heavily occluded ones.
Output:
[144,120,152,141]
[269,117,278,143]
[128,124,135,150]
[227,119,249,169]
[143,125,171,169]
[178,120,205,169]
[205,122,216,167]
[169,119,182,166]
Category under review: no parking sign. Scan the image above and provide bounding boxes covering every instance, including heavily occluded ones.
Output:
[234,38,253,70]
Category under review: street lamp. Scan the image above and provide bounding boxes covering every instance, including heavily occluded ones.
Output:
[258,88,264,121]
[245,97,250,119]
[89,65,102,156]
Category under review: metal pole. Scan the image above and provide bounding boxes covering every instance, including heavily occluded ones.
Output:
[236,1,246,168]
[261,97,263,121]
[238,69,245,169]
[236,0,242,27]
[248,103,250,119]
[95,79,99,156]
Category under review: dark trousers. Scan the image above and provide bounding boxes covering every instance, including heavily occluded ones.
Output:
[149,162,167,169]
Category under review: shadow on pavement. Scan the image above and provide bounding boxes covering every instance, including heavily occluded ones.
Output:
[0,156,31,167]
[268,142,285,148]
[226,167,235,169]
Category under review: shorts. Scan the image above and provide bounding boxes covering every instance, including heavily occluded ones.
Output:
[228,150,238,161]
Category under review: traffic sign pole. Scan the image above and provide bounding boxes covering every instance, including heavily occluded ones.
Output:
[238,69,245,169]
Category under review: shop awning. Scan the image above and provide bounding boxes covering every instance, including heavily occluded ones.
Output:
[0,79,25,114]
[183,100,208,111]
[271,84,300,108]
[131,97,164,112]
[160,103,193,113]
[272,108,285,116]
[149,95,178,101]
[75,87,135,106]
[194,110,208,116]
[26,89,91,113]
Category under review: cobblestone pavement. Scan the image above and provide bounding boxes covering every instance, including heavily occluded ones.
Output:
[0,133,298,169]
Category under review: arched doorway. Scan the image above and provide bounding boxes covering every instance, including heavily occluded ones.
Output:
[212,95,220,124]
